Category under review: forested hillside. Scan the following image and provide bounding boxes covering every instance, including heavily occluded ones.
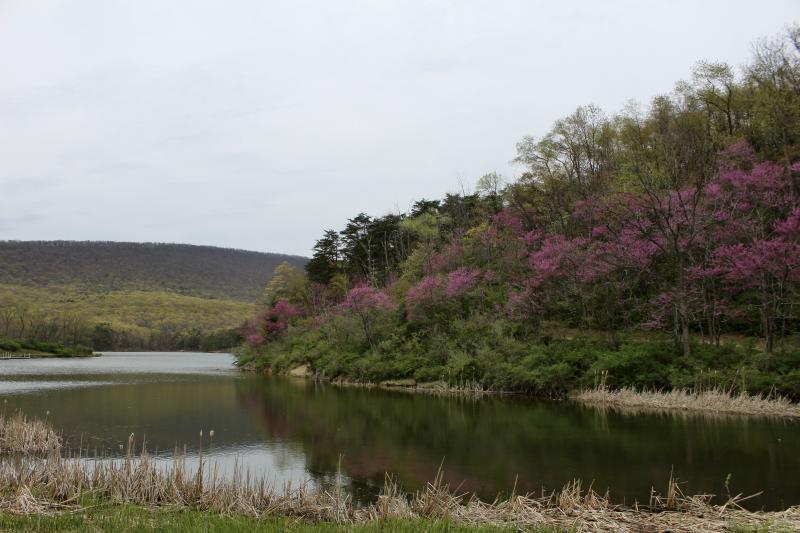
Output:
[0,242,306,351]
[239,27,800,398]
[0,241,306,301]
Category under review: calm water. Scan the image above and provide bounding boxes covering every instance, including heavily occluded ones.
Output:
[1,352,798,509]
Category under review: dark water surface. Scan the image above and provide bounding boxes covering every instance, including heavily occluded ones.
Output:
[1,352,797,509]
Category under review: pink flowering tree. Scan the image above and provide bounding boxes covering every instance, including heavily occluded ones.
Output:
[504,282,543,332]
[522,224,630,334]
[405,275,445,322]
[240,319,265,348]
[580,182,721,356]
[338,284,396,347]
[261,299,302,341]
[424,243,466,275]
[707,147,800,351]
[466,209,527,277]
[445,267,481,298]
[405,268,484,324]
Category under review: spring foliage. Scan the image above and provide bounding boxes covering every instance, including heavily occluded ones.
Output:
[242,27,800,396]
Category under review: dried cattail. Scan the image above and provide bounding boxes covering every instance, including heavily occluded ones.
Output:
[0,411,796,532]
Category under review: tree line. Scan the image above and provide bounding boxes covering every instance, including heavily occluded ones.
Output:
[0,241,306,301]
[0,298,242,353]
[240,27,800,396]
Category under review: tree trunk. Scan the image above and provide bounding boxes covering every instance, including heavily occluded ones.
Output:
[359,313,375,348]
[762,307,775,354]
[675,290,691,357]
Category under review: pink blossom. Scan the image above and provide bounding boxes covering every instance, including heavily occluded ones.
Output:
[425,244,464,274]
[405,275,444,306]
[528,235,590,286]
[272,299,301,320]
[405,275,446,321]
[445,267,481,297]
[246,334,265,347]
[490,209,524,234]
[339,284,396,312]
[716,139,756,171]
[714,240,800,288]
[253,299,303,341]
[775,208,800,240]
[505,284,541,321]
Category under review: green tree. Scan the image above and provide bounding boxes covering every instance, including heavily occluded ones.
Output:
[261,262,307,306]
[306,230,341,284]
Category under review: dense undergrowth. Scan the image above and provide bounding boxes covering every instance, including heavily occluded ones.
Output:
[238,317,800,399]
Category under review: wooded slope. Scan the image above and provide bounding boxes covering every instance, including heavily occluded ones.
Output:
[0,241,307,302]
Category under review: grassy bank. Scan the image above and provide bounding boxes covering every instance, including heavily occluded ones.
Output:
[0,506,790,533]
[1,416,798,532]
[0,508,519,533]
[2,454,797,532]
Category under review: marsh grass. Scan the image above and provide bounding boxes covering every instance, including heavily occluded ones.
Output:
[575,385,800,418]
[0,428,798,532]
[327,377,499,399]
[0,412,61,455]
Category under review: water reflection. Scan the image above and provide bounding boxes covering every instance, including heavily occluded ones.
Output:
[233,377,800,509]
[1,352,797,510]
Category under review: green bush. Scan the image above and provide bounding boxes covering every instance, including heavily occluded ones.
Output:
[238,312,800,400]
[588,342,675,389]
[0,338,21,351]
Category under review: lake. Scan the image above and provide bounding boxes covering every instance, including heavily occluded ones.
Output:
[1,352,797,510]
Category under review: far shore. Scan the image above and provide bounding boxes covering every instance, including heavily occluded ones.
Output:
[0,351,100,359]
[238,362,800,418]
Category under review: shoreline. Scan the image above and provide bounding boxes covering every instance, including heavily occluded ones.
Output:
[239,363,800,418]
[0,351,100,359]
[239,362,506,398]
[574,386,800,419]
[2,439,798,532]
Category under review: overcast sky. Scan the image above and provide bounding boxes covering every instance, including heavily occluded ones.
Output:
[1,1,797,256]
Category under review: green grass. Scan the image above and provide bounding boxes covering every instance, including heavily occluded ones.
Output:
[0,283,253,338]
[0,506,532,533]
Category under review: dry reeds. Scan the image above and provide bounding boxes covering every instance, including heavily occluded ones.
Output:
[1,415,799,531]
[0,433,798,531]
[413,380,495,398]
[575,385,800,418]
[330,378,497,398]
[0,412,61,455]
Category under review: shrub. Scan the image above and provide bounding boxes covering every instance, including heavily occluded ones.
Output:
[0,338,21,351]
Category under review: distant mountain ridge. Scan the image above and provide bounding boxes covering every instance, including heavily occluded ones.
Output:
[0,241,307,301]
